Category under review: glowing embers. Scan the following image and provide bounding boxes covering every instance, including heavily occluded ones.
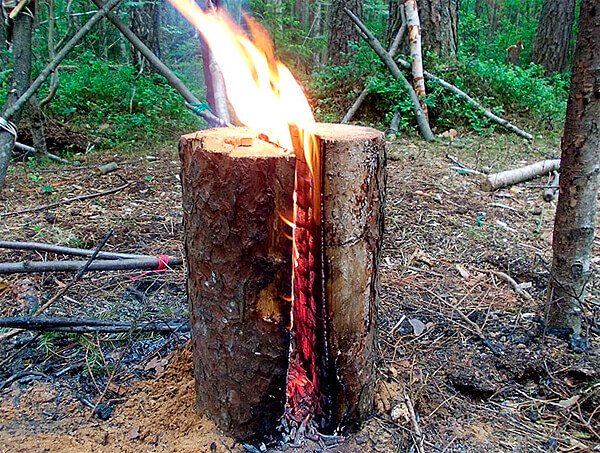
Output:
[284,126,333,433]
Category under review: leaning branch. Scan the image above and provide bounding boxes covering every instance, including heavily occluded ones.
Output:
[91,0,228,128]
[0,257,183,274]
[14,141,70,164]
[344,8,434,141]
[395,56,534,140]
[481,159,560,191]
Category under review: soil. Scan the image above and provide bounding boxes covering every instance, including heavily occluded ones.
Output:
[0,131,598,453]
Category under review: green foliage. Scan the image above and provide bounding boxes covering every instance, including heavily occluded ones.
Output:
[45,52,199,148]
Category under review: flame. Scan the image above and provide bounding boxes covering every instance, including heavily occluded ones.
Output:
[165,0,316,152]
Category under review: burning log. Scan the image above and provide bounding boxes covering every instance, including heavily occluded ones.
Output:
[179,124,385,440]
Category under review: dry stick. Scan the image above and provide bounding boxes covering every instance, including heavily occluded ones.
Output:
[342,11,407,124]
[0,230,112,342]
[13,141,70,164]
[474,267,533,301]
[344,8,434,141]
[2,0,122,121]
[0,316,188,333]
[0,256,183,274]
[405,394,426,453]
[0,180,130,218]
[0,240,153,260]
[91,0,228,128]
[395,56,534,140]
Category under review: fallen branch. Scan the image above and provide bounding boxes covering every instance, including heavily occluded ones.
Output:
[395,56,534,140]
[14,141,70,164]
[476,267,533,301]
[0,316,188,333]
[344,8,434,141]
[0,240,153,260]
[0,179,131,218]
[0,256,182,274]
[481,159,560,191]
[91,0,228,128]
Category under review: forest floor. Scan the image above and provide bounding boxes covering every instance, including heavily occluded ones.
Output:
[0,130,598,453]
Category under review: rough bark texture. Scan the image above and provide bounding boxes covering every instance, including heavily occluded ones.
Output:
[417,0,459,58]
[129,0,162,70]
[326,0,363,66]
[319,124,385,429]
[531,0,576,74]
[385,0,403,46]
[0,10,33,191]
[180,128,294,440]
[548,0,600,334]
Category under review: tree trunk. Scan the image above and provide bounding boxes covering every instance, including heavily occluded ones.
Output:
[0,10,33,191]
[405,0,428,118]
[531,0,576,74]
[548,0,600,335]
[326,0,363,66]
[417,0,460,59]
[129,0,162,70]
[385,0,403,46]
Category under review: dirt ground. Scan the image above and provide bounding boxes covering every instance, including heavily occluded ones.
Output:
[0,131,598,452]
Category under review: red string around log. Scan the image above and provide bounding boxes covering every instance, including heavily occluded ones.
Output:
[129,255,170,280]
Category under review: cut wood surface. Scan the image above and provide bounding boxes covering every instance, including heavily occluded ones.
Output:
[179,127,294,440]
[481,159,560,191]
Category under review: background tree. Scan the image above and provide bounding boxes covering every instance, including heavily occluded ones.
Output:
[326,0,363,66]
[417,0,460,58]
[129,0,162,70]
[547,0,599,335]
[530,0,576,73]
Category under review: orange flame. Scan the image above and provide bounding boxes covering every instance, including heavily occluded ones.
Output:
[165,0,316,152]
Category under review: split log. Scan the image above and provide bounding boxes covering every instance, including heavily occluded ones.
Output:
[179,125,385,439]
[179,127,295,439]
[481,159,560,191]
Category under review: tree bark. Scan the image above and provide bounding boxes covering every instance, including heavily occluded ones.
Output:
[129,0,162,71]
[0,10,33,191]
[326,0,363,66]
[417,0,460,59]
[531,0,576,74]
[548,0,600,335]
[180,128,294,439]
[405,0,428,118]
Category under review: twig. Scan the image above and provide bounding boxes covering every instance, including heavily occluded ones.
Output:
[404,394,425,453]
[0,256,182,274]
[0,240,153,260]
[0,230,112,342]
[0,180,131,217]
[0,316,188,333]
[475,267,533,301]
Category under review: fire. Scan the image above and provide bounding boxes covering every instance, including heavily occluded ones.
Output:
[166,0,329,432]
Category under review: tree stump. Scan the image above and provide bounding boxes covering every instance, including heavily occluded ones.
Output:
[179,124,385,440]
